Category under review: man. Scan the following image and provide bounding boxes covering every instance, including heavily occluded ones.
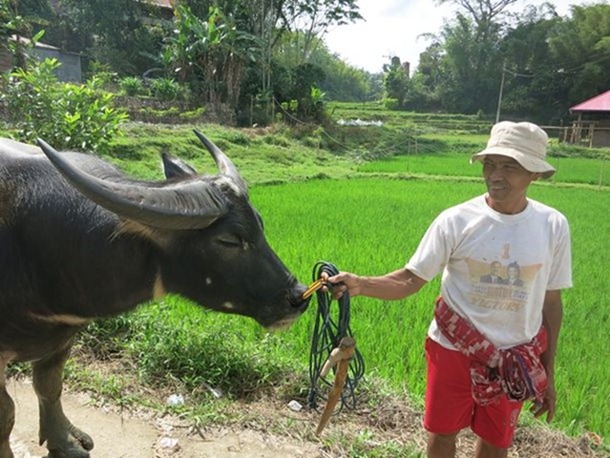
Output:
[480,261,506,284]
[324,121,572,458]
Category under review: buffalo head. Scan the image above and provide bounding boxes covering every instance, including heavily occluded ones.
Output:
[36,130,309,329]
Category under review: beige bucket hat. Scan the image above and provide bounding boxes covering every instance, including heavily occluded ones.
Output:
[470,121,555,179]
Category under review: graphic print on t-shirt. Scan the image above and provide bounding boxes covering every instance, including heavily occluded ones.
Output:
[465,256,542,312]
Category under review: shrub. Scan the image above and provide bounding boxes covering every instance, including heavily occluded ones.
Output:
[382,97,400,110]
[119,76,147,96]
[2,58,128,153]
[149,77,183,101]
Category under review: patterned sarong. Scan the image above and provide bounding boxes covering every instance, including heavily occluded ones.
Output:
[434,297,548,405]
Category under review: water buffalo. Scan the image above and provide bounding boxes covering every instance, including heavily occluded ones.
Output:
[0,131,309,458]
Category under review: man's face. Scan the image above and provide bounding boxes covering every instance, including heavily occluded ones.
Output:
[482,155,540,214]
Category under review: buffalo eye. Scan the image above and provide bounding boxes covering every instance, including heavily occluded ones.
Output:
[216,234,250,250]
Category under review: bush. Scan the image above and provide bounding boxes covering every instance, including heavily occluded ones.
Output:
[382,97,400,111]
[1,58,128,153]
[148,77,184,101]
[119,76,147,96]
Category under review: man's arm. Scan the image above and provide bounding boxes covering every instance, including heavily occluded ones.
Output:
[325,267,427,300]
[532,289,564,422]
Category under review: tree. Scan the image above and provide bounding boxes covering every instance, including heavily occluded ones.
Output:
[2,58,127,152]
[408,37,447,111]
[410,0,519,113]
[163,4,257,108]
[437,0,518,30]
[280,0,362,64]
[272,29,377,102]
[498,3,566,122]
[383,56,409,108]
[175,0,361,100]
[546,4,610,106]
[55,0,169,76]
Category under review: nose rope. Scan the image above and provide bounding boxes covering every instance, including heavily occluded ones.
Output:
[304,261,365,434]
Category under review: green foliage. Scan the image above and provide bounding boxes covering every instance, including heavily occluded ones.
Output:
[0,0,44,69]
[57,0,166,75]
[0,0,14,40]
[412,2,610,120]
[2,58,128,152]
[138,105,179,118]
[119,76,147,96]
[546,4,610,104]
[383,56,409,108]
[275,63,330,124]
[344,429,424,457]
[79,296,301,397]
[272,29,380,103]
[149,77,184,101]
[180,107,205,121]
[162,4,257,107]
[382,98,400,111]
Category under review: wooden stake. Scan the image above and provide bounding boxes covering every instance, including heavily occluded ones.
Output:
[315,336,356,435]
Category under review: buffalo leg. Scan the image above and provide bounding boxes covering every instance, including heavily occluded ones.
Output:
[32,346,94,458]
[0,358,15,458]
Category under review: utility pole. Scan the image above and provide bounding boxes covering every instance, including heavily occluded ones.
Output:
[495,60,506,124]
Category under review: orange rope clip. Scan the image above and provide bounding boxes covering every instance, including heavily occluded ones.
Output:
[302,278,325,300]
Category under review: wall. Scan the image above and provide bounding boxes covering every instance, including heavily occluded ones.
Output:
[32,46,82,82]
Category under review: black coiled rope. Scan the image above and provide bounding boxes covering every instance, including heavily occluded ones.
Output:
[307,261,365,412]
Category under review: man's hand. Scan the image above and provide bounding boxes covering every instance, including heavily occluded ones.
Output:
[320,271,361,299]
[530,381,557,423]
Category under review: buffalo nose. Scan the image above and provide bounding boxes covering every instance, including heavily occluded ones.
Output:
[291,282,310,310]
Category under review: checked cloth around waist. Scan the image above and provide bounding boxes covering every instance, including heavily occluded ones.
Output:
[434,297,548,406]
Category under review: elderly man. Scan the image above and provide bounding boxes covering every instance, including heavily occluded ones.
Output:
[324,121,572,458]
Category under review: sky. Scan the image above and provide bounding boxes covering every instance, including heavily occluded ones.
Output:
[323,0,606,73]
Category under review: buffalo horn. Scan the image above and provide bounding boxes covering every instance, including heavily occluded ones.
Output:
[193,130,247,193]
[37,139,228,230]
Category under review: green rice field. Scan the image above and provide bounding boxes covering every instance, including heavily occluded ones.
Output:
[245,176,609,440]
[65,123,609,449]
[357,142,610,187]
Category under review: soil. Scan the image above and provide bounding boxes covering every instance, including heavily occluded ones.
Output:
[8,379,319,458]
[7,378,605,458]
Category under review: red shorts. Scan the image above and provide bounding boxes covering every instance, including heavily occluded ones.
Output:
[424,338,523,449]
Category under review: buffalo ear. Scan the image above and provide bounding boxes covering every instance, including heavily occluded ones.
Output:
[161,152,198,179]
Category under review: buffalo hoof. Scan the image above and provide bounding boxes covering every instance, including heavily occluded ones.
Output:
[44,425,93,458]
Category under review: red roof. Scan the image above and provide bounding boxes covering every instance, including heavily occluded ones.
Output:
[570,89,610,112]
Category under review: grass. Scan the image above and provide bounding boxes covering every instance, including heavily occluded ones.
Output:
[74,136,609,444]
[4,114,609,454]
[252,177,610,439]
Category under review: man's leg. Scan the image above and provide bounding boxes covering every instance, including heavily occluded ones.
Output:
[423,338,473,458]
[472,394,522,457]
[475,437,509,458]
[427,432,458,458]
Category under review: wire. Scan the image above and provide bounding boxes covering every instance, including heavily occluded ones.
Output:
[307,261,365,413]
[272,96,419,160]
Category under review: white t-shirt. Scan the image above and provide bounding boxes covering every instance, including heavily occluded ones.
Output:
[406,194,572,350]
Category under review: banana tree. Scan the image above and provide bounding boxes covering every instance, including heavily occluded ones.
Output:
[162,4,258,108]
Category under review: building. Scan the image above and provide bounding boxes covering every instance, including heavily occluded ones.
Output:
[1,35,83,82]
[569,89,610,147]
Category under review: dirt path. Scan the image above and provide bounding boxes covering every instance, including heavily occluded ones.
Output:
[7,378,603,458]
[8,380,321,458]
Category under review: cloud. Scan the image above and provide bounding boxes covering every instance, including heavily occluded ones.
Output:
[324,0,598,73]
[324,0,450,73]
